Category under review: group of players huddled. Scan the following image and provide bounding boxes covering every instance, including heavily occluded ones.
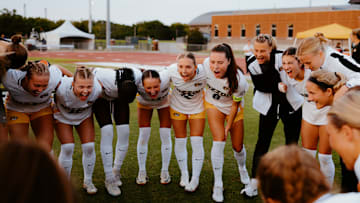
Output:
[1,29,360,202]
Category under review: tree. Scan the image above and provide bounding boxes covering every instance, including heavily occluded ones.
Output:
[187,28,206,44]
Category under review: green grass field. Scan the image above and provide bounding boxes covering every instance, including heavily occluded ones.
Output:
[31,58,342,202]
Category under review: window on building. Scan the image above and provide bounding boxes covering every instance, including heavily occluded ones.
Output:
[256,24,261,36]
[288,24,294,38]
[227,25,232,37]
[241,24,246,37]
[214,24,219,38]
[272,24,276,37]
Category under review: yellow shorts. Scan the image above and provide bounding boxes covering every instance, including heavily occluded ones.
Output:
[205,101,244,122]
[170,108,206,120]
[137,101,153,110]
[6,106,53,125]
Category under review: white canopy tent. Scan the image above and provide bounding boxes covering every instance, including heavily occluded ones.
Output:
[41,20,95,50]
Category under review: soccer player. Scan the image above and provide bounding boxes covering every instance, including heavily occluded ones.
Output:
[0,34,28,142]
[2,61,69,152]
[136,69,172,185]
[204,43,249,202]
[92,67,139,196]
[245,35,303,197]
[54,67,102,195]
[168,53,206,192]
[297,33,360,187]
[327,88,360,193]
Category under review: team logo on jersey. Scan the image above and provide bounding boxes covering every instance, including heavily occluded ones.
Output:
[223,86,229,91]
[194,83,202,87]
[173,112,180,117]
[9,116,18,121]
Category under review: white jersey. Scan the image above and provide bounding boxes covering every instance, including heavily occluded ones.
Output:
[93,67,142,100]
[54,76,102,125]
[284,68,311,97]
[355,155,360,182]
[168,63,206,114]
[3,65,62,113]
[137,69,170,109]
[321,47,360,87]
[203,57,249,115]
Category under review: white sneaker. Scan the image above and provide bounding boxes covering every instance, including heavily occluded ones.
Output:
[179,173,189,187]
[136,170,148,185]
[185,177,199,192]
[105,178,121,197]
[160,170,171,184]
[239,166,250,185]
[212,186,224,202]
[83,181,98,195]
[240,183,258,197]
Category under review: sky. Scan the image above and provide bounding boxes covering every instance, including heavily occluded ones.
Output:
[0,0,352,26]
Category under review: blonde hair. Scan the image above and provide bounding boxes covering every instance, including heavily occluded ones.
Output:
[254,34,277,50]
[296,33,329,57]
[328,87,360,129]
[257,145,330,203]
[73,66,93,81]
[176,52,197,67]
[22,61,49,79]
[309,69,347,93]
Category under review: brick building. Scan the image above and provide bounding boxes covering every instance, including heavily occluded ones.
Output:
[189,5,360,50]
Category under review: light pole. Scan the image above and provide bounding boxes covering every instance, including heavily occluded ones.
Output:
[106,0,111,49]
[88,0,93,33]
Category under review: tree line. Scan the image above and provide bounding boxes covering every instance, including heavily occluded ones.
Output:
[0,8,205,43]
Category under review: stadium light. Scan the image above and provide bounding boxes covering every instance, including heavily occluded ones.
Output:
[106,0,111,49]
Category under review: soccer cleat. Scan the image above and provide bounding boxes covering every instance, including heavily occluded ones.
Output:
[240,183,258,197]
[212,186,224,202]
[239,166,250,185]
[105,178,121,197]
[160,170,171,184]
[136,170,148,185]
[179,173,189,187]
[83,181,98,195]
[113,169,123,186]
[185,177,199,192]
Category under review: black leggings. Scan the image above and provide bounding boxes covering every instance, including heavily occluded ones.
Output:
[93,97,130,128]
[340,157,358,192]
[251,104,302,177]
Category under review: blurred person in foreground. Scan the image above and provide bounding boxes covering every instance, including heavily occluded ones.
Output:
[0,141,75,203]
[257,145,360,203]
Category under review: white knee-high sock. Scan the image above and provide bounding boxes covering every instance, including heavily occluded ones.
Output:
[58,143,75,178]
[233,145,247,169]
[175,137,188,176]
[137,127,151,171]
[113,124,130,173]
[100,124,114,180]
[211,141,225,188]
[82,142,96,183]
[190,136,204,179]
[160,128,172,171]
[318,153,335,186]
[303,148,317,158]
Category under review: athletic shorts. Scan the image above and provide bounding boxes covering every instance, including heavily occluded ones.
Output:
[302,101,329,126]
[170,107,205,120]
[205,101,244,122]
[137,100,169,110]
[6,106,53,125]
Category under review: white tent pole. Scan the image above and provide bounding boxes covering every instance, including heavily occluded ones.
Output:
[349,38,352,55]
[292,38,297,46]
